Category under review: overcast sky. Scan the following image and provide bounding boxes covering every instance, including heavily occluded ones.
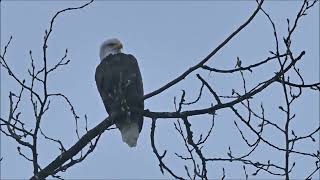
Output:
[1,1,319,179]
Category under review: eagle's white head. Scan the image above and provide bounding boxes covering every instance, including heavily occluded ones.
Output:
[99,38,123,60]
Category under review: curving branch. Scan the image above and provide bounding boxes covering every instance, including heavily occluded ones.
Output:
[143,0,265,100]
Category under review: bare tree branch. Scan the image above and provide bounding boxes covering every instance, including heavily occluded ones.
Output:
[143,0,265,100]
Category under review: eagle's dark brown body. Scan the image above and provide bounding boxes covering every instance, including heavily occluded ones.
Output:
[95,53,143,147]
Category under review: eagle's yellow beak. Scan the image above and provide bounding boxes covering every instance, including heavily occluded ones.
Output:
[114,42,123,50]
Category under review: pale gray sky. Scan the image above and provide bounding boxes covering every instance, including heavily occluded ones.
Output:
[1,1,319,179]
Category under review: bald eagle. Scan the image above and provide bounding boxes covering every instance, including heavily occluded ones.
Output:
[95,38,144,147]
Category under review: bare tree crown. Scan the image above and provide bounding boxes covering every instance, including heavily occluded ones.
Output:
[1,0,319,179]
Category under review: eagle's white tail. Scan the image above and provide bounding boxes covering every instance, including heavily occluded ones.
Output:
[118,122,140,147]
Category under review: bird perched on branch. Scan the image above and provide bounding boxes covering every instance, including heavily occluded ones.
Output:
[95,38,144,147]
